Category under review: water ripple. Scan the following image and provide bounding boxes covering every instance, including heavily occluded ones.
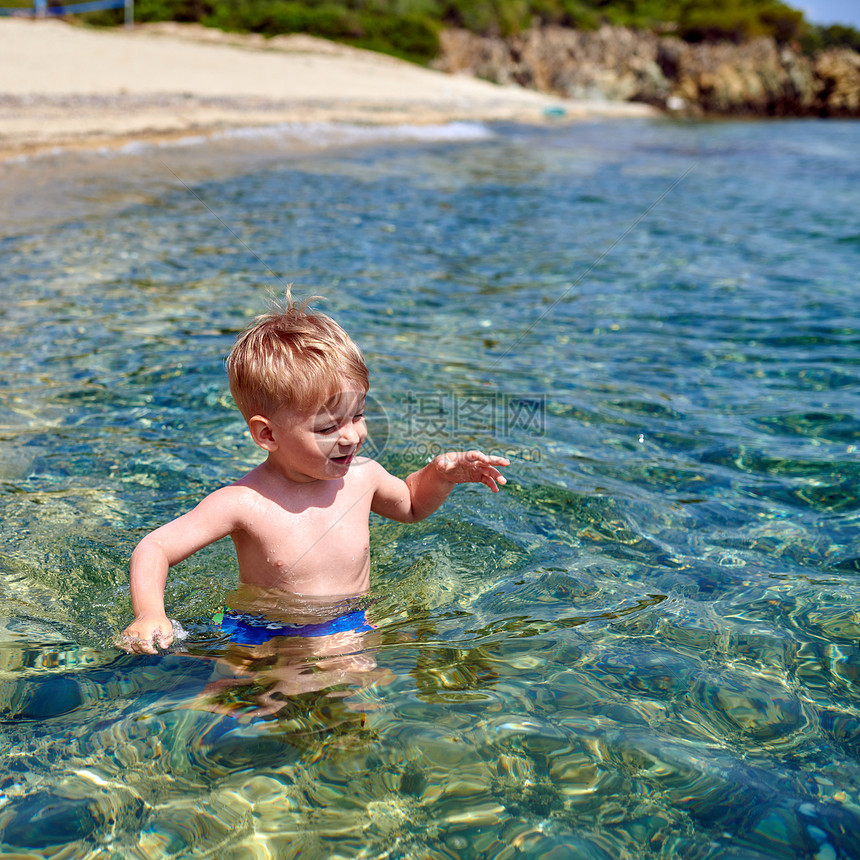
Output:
[0,118,858,856]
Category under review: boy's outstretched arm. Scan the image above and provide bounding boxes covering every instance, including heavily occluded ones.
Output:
[370,450,509,524]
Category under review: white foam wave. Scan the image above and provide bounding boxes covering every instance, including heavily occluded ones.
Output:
[182,119,494,146]
[5,120,495,166]
[121,120,494,154]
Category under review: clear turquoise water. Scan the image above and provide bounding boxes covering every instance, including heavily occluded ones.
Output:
[1,117,859,857]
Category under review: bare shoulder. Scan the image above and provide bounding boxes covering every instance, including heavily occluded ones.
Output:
[354,457,412,516]
[140,480,259,554]
[191,478,264,522]
[350,456,400,489]
[208,481,260,505]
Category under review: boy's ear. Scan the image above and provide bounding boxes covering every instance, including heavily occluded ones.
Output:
[248,415,278,451]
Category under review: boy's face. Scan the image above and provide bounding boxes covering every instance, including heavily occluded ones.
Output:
[263,383,368,483]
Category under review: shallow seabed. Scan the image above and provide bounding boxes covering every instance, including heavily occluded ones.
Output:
[1,118,859,858]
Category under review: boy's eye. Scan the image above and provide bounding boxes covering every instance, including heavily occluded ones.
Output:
[318,425,337,435]
[354,413,365,421]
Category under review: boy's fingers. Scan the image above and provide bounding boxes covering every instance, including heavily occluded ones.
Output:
[124,637,155,655]
[437,451,509,487]
[480,470,506,492]
[481,465,507,480]
[456,450,485,465]
[463,452,510,470]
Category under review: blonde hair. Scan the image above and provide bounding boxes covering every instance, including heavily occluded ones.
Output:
[226,290,368,420]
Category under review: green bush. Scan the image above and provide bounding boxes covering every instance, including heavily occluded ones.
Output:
[206,1,360,38]
[440,0,540,36]
[82,0,213,26]
[202,0,439,61]
[676,0,805,43]
[352,11,441,60]
[591,0,678,31]
[759,1,804,42]
[77,0,859,63]
[557,0,601,29]
[136,0,214,20]
[808,23,860,52]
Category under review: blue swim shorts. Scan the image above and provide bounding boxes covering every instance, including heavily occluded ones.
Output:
[217,608,373,646]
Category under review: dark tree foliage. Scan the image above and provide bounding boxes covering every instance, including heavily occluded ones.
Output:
[802,23,860,53]
[675,0,806,43]
[80,0,860,63]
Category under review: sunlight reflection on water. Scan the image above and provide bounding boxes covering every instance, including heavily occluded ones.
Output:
[0,118,859,857]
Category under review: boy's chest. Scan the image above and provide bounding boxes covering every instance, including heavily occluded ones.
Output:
[238,485,373,568]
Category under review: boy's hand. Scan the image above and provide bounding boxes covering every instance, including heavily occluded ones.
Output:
[119,613,174,654]
[433,450,509,492]
[372,449,509,523]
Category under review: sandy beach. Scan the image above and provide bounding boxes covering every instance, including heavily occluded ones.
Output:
[0,18,655,159]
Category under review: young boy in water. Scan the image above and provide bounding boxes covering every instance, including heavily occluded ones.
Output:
[121,293,508,654]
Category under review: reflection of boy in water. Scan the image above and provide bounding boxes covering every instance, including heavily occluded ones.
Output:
[200,586,389,719]
[121,291,508,654]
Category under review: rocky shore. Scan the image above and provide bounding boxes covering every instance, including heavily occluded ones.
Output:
[434,26,860,117]
[0,20,658,160]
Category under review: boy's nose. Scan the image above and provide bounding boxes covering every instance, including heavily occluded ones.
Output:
[339,423,361,445]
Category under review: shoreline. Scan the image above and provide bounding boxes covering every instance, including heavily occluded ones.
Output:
[0,19,657,162]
